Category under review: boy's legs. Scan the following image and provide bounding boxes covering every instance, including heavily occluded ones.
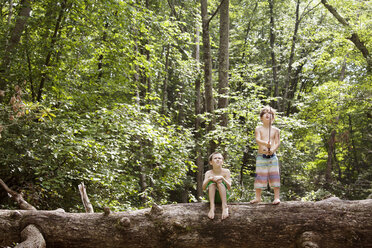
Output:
[251,154,267,204]
[273,187,280,205]
[268,156,280,205]
[216,181,229,219]
[207,183,216,219]
[250,188,262,203]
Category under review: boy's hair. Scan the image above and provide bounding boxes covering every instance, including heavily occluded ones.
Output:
[209,152,224,162]
[260,106,276,119]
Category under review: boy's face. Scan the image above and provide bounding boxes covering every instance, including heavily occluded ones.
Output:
[210,153,224,166]
[261,111,274,123]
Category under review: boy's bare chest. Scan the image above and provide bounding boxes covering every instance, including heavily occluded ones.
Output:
[259,128,275,140]
[210,170,226,177]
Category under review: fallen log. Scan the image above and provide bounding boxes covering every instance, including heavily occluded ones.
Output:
[1,198,372,248]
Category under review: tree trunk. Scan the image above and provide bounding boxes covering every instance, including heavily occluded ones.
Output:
[283,0,300,115]
[201,0,216,154]
[25,26,36,101]
[1,0,31,69]
[37,0,68,102]
[162,44,170,114]
[1,199,372,248]
[240,2,258,63]
[325,129,336,188]
[347,114,359,174]
[217,0,229,128]
[268,0,279,105]
[285,62,304,115]
[339,55,347,81]
[0,0,31,97]
[97,22,109,81]
[194,22,204,200]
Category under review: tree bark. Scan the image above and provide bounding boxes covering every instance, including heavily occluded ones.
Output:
[325,129,336,188]
[0,0,31,96]
[15,224,46,248]
[1,199,372,248]
[217,0,229,128]
[201,0,216,154]
[283,0,300,115]
[162,44,170,114]
[194,22,204,200]
[285,62,304,115]
[268,0,279,104]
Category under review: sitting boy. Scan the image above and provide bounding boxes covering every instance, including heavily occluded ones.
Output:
[202,152,231,220]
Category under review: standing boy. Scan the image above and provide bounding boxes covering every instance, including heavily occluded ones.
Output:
[202,152,231,220]
[250,106,281,205]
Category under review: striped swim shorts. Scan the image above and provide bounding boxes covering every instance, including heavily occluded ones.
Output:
[254,153,280,189]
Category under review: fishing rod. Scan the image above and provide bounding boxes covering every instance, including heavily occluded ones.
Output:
[268,106,272,153]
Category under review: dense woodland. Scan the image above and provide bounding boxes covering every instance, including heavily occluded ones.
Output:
[0,0,371,212]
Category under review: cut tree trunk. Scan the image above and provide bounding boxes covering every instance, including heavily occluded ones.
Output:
[1,198,372,248]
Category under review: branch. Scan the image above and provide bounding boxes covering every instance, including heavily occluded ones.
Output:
[78,183,94,213]
[299,1,321,23]
[207,0,226,27]
[0,179,36,210]
[321,0,349,26]
[15,224,46,248]
[321,0,371,72]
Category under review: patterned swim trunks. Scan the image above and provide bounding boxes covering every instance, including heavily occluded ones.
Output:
[254,153,280,189]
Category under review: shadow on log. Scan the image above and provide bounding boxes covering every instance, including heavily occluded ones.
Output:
[1,198,372,248]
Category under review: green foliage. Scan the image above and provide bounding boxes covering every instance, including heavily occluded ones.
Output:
[0,0,371,211]
[1,100,194,210]
[296,77,372,200]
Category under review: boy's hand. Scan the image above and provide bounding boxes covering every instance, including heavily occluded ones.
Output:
[266,141,271,149]
[211,176,224,182]
[216,176,224,181]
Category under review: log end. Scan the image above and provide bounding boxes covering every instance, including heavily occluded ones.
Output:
[296,231,320,248]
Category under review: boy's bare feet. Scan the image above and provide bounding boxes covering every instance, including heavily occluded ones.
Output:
[272,199,280,205]
[250,199,261,204]
[221,208,229,220]
[208,208,215,219]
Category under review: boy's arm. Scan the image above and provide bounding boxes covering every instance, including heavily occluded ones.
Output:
[214,170,232,190]
[202,171,212,190]
[223,170,232,190]
[270,128,280,153]
[255,127,270,148]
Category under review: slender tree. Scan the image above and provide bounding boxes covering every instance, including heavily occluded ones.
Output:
[201,0,216,154]
[37,0,69,102]
[282,0,300,114]
[218,0,229,128]
[0,0,31,99]
[194,20,204,199]
[268,0,279,106]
